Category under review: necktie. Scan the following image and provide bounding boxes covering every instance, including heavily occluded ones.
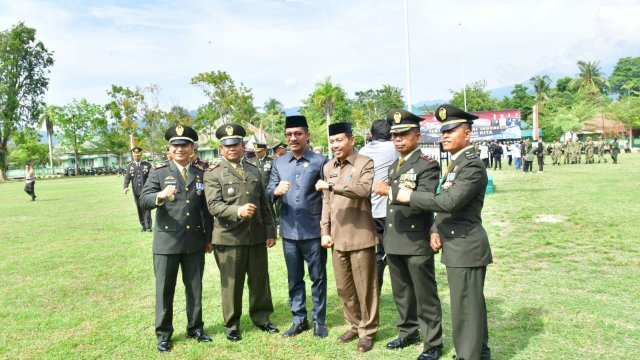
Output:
[396,157,405,173]
[236,165,244,178]
[181,167,188,182]
[443,160,455,180]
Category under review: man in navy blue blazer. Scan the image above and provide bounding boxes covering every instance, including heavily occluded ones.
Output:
[267,115,329,338]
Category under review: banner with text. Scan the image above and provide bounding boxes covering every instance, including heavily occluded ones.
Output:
[420,109,523,143]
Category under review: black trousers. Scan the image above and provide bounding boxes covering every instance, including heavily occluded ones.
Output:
[24,182,35,199]
[373,217,386,294]
[133,193,152,229]
[523,160,533,172]
[537,156,544,172]
[493,157,501,170]
[507,155,512,166]
[154,252,205,342]
[387,253,443,351]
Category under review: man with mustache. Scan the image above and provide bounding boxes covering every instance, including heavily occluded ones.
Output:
[267,115,329,338]
[204,123,279,342]
[395,104,493,360]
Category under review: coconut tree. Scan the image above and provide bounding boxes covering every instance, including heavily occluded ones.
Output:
[37,103,58,174]
[569,60,610,95]
[311,77,346,158]
[529,75,552,104]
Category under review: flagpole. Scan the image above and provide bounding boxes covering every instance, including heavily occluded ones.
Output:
[403,0,413,110]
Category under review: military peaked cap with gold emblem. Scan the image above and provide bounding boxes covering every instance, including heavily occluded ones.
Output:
[434,104,478,132]
[328,122,352,136]
[216,123,246,146]
[165,124,198,144]
[386,108,422,134]
[253,141,268,150]
[271,141,286,150]
[131,146,143,154]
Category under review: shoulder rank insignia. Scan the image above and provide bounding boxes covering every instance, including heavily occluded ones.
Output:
[153,162,169,170]
[420,154,437,162]
[205,162,220,172]
[464,151,477,160]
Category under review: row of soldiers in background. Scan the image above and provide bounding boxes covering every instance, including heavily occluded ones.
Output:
[550,137,621,165]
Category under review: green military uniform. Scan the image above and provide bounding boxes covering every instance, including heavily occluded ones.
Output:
[123,147,153,231]
[610,138,620,164]
[552,141,562,165]
[562,140,571,164]
[139,125,212,346]
[597,139,607,163]
[401,104,492,360]
[573,140,582,164]
[584,137,594,164]
[204,124,277,334]
[383,109,443,354]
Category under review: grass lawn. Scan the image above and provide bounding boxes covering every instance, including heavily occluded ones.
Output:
[1,153,639,359]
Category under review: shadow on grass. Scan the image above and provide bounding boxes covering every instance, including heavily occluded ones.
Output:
[487,298,546,359]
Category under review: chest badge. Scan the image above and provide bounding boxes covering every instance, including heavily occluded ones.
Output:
[227,187,235,196]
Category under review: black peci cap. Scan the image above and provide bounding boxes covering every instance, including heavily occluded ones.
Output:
[328,122,352,136]
[285,115,308,128]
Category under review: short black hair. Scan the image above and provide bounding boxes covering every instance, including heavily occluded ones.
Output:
[370,119,391,141]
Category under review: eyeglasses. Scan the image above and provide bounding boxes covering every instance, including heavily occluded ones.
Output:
[284,131,306,138]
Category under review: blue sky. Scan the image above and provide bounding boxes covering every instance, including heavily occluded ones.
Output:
[1,0,639,112]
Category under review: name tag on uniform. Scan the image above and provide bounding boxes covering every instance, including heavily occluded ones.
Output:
[447,172,456,181]
[165,176,177,186]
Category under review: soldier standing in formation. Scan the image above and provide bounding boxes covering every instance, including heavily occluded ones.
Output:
[204,123,279,342]
[551,139,562,165]
[563,139,571,164]
[123,147,152,231]
[316,122,379,353]
[140,125,212,352]
[584,137,594,164]
[597,137,607,163]
[395,104,492,360]
[373,109,444,360]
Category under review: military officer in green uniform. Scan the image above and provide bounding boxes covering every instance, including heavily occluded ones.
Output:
[140,125,213,353]
[272,141,287,157]
[123,147,153,231]
[395,104,492,360]
[610,136,620,164]
[204,123,279,342]
[584,137,594,164]
[373,109,443,360]
[247,141,274,192]
[563,139,571,164]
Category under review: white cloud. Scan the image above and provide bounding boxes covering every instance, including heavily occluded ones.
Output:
[1,0,638,112]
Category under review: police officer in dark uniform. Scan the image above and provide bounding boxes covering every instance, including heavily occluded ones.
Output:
[204,123,279,342]
[395,104,492,360]
[123,147,152,231]
[247,141,274,192]
[140,125,213,353]
[373,109,443,360]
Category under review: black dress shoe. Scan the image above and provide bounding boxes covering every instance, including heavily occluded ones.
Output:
[226,330,241,342]
[313,323,328,338]
[157,340,172,352]
[187,330,212,342]
[141,227,146,232]
[282,321,310,337]
[257,322,280,334]
[386,335,420,350]
[417,347,442,360]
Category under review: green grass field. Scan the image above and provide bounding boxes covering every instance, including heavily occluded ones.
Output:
[1,154,639,359]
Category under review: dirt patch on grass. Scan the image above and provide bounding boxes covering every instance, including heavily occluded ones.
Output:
[533,214,567,223]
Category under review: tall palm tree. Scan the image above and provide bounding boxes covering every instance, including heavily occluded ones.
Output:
[38,104,58,173]
[569,61,610,95]
[263,98,284,115]
[529,75,552,104]
[312,77,346,158]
